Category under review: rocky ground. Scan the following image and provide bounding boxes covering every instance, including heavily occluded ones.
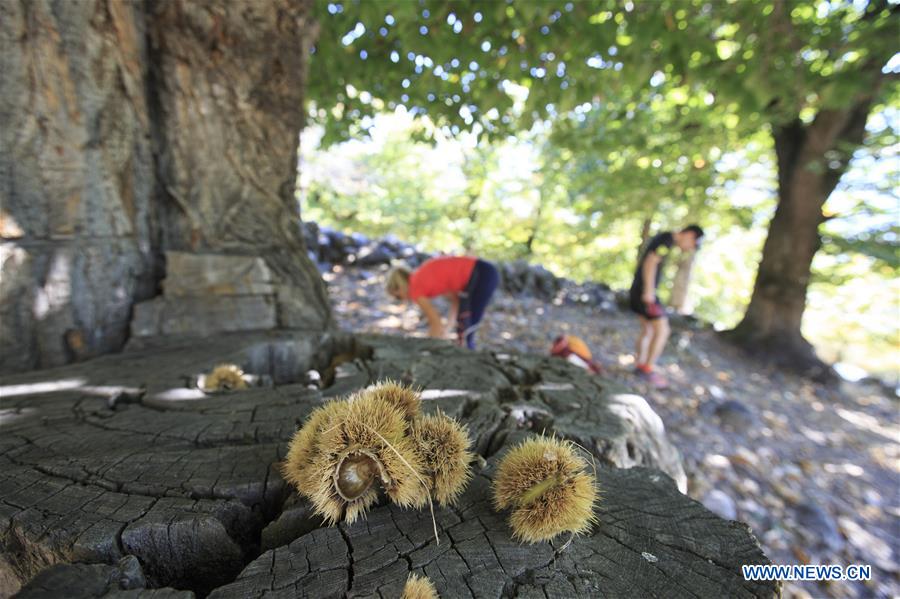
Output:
[327,264,900,599]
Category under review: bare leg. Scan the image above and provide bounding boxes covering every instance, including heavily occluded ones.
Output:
[646,317,670,369]
[636,317,652,366]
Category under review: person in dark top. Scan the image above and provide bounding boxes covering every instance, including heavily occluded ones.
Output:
[629,225,704,388]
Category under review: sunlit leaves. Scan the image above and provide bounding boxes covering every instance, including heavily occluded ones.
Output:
[309,0,896,147]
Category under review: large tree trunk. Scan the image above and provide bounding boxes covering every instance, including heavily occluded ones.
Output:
[461,148,487,252]
[147,1,330,331]
[523,189,544,256]
[0,0,160,372]
[0,0,330,373]
[727,99,875,378]
[636,216,653,266]
[669,249,696,315]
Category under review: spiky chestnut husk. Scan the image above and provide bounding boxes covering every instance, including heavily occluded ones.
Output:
[410,412,473,505]
[402,573,439,599]
[282,389,427,525]
[492,436,597,543]
[281,400,345,494]
[203,364,248,391]
[369,380,421,421]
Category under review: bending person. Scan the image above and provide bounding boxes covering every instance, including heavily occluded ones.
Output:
[387,256,499,349]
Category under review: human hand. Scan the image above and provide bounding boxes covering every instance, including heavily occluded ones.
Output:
[645,302,664,318]
[641,291,656,305]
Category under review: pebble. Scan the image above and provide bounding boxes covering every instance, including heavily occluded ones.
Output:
[794,502,845,553]
[714,399,758,429]
[729,447,760,471]
[702,489,737,520]
[702,454,732,469]
[837,516,896,572]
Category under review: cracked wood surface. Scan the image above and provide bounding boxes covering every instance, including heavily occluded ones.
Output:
[0,331,776,597]
[213,468,774,599]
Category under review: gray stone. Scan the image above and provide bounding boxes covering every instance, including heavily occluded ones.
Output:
[714,399,758,430]
[795,502,845,553]
[163,252,274,296]
[130,296,277,337]
[702,489,738,521]
[355,243,396,267]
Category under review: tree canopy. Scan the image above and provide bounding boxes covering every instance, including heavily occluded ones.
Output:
[309,0,896,140]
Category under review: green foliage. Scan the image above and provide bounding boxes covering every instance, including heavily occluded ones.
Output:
[822,226,900,271]
[806,253,900,375]
[304,118,468,249]
[308,0,896,246]
[309,0,897,143]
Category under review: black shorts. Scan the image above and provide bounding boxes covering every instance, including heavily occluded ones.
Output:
[629,292,666,320]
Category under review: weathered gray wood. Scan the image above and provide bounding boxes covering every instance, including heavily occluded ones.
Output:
[211,467,776,599]
[0,332,776,597]
[14,556,193,598]
[131,295,278,338]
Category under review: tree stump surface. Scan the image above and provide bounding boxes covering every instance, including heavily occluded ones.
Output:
[0,332,777,597]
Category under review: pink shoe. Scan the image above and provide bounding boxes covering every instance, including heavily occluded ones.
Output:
[638,369,669,389]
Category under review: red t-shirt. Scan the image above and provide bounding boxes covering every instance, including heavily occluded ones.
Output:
[408,256,477,301]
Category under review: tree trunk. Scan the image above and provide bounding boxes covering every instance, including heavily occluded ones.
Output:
[669,249,696,315]
[727,98,875,378]
[0,0,161,372]
[636,216,653,267]
[523,189,544,256]
[461,147,490,251]
[0,0,330,373]
[147,0,330,331]
[0,331,776,597]
[462,188,481,252]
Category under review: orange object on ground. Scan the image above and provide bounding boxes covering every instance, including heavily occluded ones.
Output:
[408,256,477,301]
[550,335,603,374]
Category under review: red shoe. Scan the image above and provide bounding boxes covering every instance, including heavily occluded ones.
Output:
[637,369,669,389]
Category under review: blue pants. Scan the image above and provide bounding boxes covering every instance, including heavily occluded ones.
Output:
[456,260,499,349]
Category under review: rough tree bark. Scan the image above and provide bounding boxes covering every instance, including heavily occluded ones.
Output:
[0,0,160,372]
[146,0,331,330]
[636,216,653,266]
[727,96,877,378]
[726,0,895,378]
[0,0,331,374]
[461,149,487,252]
